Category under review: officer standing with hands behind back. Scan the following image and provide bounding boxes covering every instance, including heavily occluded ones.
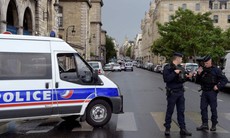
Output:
[196,55,228,131]
[163,52,192,136]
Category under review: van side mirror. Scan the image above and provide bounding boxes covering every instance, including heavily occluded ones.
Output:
[93,69,99,82]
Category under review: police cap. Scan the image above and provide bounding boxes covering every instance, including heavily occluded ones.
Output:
[173,52,183,57]
[203,55,211,62]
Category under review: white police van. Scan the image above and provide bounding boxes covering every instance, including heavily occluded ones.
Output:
[0,34,123,127]
[223,52,230,88]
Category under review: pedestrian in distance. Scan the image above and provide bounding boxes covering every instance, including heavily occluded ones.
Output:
[196,55,228,131]
[163,52,192,136]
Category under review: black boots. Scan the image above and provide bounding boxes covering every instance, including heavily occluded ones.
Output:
[196,123,209,131]
[164,128,170,136]
[197,123,217,131]
[180,129,192,136]
[165,128,192,136]
[210,123,217,131]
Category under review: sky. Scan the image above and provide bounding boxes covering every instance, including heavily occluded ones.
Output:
[102,0,152,46]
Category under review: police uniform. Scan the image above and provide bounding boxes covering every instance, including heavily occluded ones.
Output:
[163,52,191,136]
[196,55,228,131]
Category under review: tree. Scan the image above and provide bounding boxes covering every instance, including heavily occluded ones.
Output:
[105,35,117,63]
[126,46,131,57]
[152,8,226,63]
[222,28,230,51]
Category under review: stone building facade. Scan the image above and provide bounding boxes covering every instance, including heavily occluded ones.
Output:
[0,0,106,62]
[0,0,59,36]
[140,0,230,65]
[58,0,105,61]
[90,0,104,61]
[58,0,91,58]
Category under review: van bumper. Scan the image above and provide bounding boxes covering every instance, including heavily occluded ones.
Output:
[110,95,124,114]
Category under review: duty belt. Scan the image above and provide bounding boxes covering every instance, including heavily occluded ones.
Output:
[171,87,184,92]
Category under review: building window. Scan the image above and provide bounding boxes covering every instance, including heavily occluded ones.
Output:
[228,3,230,9]
[195,3,200,11]
[182,4,187,10]
[169,4,173,11]
[213,3,219,9]
[228,15,230,23]
[213,15,218,23]
[57,6,63,27]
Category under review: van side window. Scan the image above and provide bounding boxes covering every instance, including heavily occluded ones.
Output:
[75,54,93,83]
[0,52,52,80]
[57,53,93,84]
[57,53,78,82]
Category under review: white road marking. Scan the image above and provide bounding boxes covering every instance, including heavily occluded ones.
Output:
[151,112,180,132]
[218,99,223,102]
[186,112,229,133]
[72,122,93,131]
[116,112,137,131]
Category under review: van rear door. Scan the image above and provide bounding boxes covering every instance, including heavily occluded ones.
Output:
[0,39,53,120]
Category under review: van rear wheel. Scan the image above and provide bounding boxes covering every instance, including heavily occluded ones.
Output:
[86,100,111,127]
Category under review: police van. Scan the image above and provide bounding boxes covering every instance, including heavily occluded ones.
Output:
[0,34,123,127]
[223,52,230,88]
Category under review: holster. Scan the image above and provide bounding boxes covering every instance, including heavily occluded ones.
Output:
[165,87,172,96]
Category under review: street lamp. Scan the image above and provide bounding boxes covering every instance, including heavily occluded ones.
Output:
[66,25,76,43]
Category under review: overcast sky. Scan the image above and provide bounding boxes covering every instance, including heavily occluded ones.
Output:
[102,0,152,46]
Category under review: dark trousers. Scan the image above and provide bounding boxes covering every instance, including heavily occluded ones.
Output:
[200,91,218,124]
[164,91,185,129]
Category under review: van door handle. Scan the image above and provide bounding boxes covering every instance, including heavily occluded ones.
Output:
[45,83,49,89]
[55,82,59,88]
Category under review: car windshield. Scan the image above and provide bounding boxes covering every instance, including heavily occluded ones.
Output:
[88,63,99,69]
[186,65,198,70]
[105,64,110,68]
[114,64,120,67]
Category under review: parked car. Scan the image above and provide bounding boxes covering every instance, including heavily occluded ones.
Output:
[132,60,137,66]
[125,62,133,71]
[146,63,153,71]
[113,64,122,72]
[154,65,162,73]
[88,61,105,75]
[103,64,114,71]
[160,63,169,73]
[150,64,156,72]
[119,62,125,70]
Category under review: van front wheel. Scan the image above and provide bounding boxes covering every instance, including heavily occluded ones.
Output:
[86,100,111,127]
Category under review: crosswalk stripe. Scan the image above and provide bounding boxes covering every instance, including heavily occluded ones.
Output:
[26,126,53,134]
[186,112,229,133]
[224,113,230,121]
[72,122,93,132]
[116,112,137,131]
[151,112,180,132]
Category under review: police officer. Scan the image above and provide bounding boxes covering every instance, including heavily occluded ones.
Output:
[163,52,192,136]
[196,55,228,131]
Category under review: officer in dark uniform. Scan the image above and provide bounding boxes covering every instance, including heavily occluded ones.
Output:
[163,52,192,136]
[196,55,228,131]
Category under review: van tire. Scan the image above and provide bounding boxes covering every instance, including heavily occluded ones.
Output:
[86,100,112,127]
[61,115,80,122]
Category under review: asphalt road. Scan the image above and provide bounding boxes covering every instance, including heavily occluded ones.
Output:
[1,67,230,138]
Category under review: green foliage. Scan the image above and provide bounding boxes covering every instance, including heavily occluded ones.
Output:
[152,8,226,63]
[105,35,117,62]
[126,46,131,57]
